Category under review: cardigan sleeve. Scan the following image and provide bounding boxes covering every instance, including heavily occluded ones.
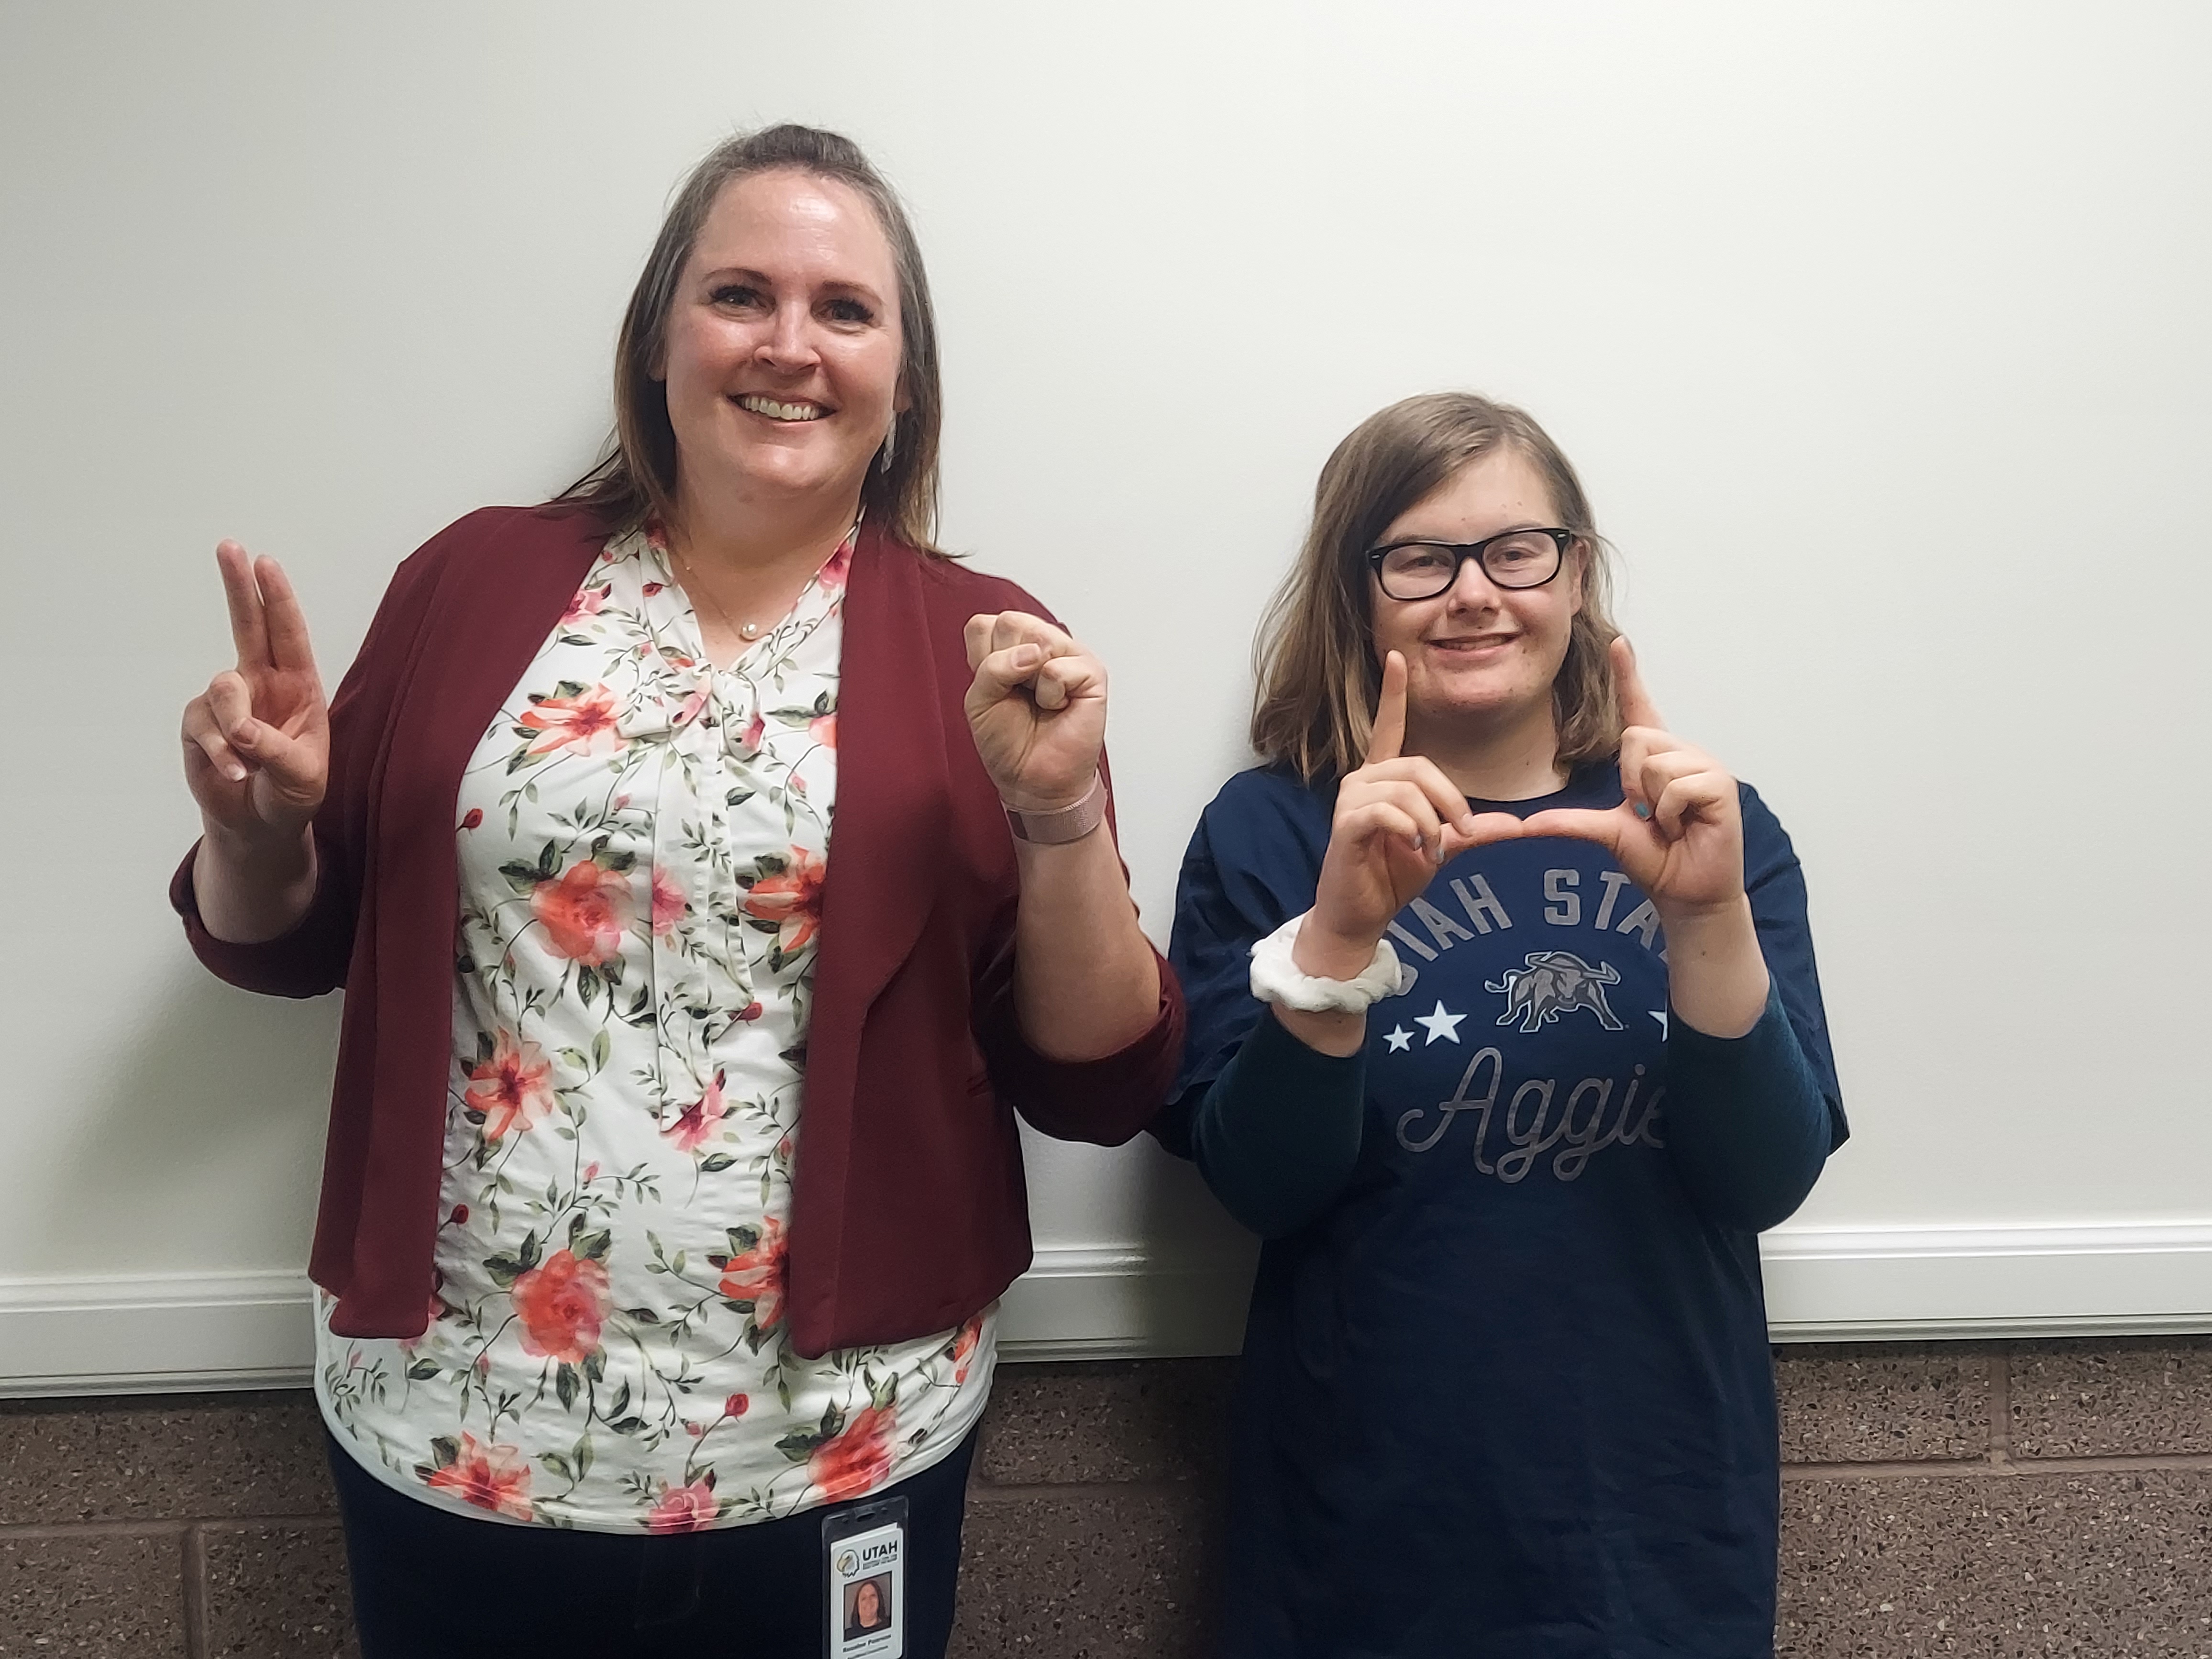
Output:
[931,567,1189,1146]
[971,750,1188,1146]
[168,519,459,997]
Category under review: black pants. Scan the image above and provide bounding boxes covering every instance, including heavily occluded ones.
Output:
[327,1428,977,1659]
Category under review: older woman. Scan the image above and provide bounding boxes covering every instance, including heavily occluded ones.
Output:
[174,125,1181,1658]
[1161,393,1845,1656]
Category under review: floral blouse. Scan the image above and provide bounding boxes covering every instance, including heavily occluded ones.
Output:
[316,523,995,1531]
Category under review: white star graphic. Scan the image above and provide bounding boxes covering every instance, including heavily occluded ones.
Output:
[1413,1001,1465,1045]
[1383,1026,1413,1052]
[1649,1009,1669,1037]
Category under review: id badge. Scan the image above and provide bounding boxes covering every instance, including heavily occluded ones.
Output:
[823,1495,907,1659]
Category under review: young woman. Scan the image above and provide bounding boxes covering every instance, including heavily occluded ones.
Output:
[174,125,1181,1656]
[1162,392,1845,1656]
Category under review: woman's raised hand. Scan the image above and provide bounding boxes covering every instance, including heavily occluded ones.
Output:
[1519,638,1745,922]
[1299,653,1521,974]
[181,542,331,846]
[962,610,1108,813]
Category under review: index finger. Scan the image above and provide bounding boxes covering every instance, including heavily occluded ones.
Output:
[217,540,270,668]
[254,556,318,675]
[1612,636,1667,731]
[1366,651,1408,763]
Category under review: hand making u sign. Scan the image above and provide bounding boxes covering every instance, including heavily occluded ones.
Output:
[1520,636,1772,1037]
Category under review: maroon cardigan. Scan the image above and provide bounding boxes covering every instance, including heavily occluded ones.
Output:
[172,505,1184,1355]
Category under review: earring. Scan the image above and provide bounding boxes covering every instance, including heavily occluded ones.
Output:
[877,417,897,475]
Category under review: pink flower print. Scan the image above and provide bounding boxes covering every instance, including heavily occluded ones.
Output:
[460,807,483,830]
[511,1248,612,1365]
[423,1433,534,1521]
[519,684,625,759]
[741,847,826,956]
[664,1072,730,1153]
[650,867,686,937]
[716,1216,786,1334]
[645,521,669,551]
[741,710,766,752]
[465,1031,555,1142]
[951,1312,983,1384]
[817,534,853,594]
[642,581,666,597]
[808,710,837,750]
[582,1161,600,1184]
[646,1476,719,1534]
[809,1405,896,1503]
[560,584,610,626]
[725,1393,750,1419]
[531,861,634,964]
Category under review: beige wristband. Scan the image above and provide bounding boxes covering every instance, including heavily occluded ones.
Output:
[1005,772,1108,844]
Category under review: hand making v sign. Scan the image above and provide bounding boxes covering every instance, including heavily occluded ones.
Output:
[182,542,331,837]
[178,541,330,940]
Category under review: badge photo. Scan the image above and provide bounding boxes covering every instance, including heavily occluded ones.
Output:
[823,1496,908,1658]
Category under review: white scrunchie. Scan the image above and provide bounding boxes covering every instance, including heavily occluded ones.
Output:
[1249,911,1405,1014]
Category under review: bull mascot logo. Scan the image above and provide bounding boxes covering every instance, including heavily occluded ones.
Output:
[1484,951,1626,1033]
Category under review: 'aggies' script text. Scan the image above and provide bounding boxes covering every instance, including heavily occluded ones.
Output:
[1395,1049,1666,1183]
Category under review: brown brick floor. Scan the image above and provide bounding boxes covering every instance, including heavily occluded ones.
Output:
[3,1338,2210,1656]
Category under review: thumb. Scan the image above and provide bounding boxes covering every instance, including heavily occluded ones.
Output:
[238,720,323,804]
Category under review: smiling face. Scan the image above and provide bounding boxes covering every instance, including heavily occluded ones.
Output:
[657,168,905,524]
[854,1581,883,1626]
[1368,444,1585,738]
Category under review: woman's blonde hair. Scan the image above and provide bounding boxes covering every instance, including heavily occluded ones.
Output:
[1250,392,1622,782]
[562,124,944,552]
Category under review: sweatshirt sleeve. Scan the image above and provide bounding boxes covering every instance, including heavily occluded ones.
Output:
[1155,769,1368,1236]
[1658,783,1848,1231]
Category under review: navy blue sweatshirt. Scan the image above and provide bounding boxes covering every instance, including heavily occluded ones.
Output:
[1158,762,1846,1659]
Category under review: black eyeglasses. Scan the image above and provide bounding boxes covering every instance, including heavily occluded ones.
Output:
[1366,527,1573,600]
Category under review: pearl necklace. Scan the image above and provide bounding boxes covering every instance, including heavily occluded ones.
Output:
[669,514,860,647]
[671,547,765,641]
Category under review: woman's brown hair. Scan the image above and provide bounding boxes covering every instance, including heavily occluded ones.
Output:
[1250,392,1623,782]
[562,124,944,552]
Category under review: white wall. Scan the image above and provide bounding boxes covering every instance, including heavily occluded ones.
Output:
[4,0,2210,1391]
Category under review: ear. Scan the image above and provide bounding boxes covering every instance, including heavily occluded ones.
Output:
[1565,537,1588,615]
[894,375,912,416]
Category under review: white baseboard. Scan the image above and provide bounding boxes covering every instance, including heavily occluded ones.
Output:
[1759,1221,2212,1340]
[5,1225,2211,1397]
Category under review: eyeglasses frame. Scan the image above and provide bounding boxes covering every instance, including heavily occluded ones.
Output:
[1364,526,1576,600]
